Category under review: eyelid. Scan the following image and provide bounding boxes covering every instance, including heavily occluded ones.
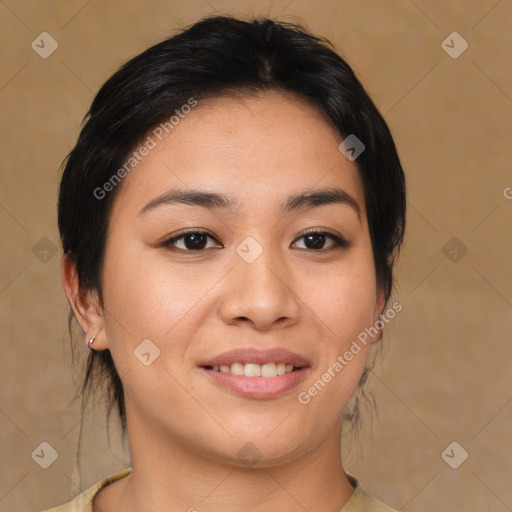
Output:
[161,227,350,251]
[293,228,351,249]
[295,227,349,242]
[161,228,220,248]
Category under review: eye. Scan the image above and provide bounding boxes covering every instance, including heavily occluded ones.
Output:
[162,229,221,251]
[292,229,350,251]
[161,228,350,252]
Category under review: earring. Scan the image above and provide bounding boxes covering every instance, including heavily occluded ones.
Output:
[88,336,96,350]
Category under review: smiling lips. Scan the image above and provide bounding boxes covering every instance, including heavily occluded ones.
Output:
[208,362,296,378]
[200,348,311,398]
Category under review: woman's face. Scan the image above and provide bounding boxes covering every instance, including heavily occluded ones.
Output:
[97,91,385,466]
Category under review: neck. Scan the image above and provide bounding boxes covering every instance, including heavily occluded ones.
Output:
[105,406,355,512]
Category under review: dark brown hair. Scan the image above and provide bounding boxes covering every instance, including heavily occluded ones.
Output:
[58,14,406,451]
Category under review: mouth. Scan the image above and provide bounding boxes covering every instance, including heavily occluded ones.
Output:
[199,348,311,399]
[203,362,302,378]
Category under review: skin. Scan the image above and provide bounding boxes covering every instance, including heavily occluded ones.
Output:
[62,90,386,512]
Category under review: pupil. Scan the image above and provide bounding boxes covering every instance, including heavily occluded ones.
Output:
[306,233,325,250]
[187,234,206,250]
[184,233,327,250]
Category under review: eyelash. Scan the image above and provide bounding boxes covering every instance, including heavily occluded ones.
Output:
[161,228,350,253]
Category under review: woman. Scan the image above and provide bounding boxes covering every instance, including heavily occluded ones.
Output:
[43,14,406,512]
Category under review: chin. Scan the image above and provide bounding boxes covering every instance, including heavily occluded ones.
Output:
[207,434,312,469]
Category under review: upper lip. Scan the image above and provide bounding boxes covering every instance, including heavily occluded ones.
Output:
[200,348,311,368]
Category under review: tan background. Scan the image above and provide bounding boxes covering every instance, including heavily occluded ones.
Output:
[1,0,511,510]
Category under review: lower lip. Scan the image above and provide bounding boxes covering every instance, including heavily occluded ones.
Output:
[201,367,309,399]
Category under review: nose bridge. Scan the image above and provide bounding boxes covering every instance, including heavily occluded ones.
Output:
[240,244,285,293]
[219,238,300,329]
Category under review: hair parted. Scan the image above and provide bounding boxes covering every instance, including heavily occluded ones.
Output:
[58,14,406,449]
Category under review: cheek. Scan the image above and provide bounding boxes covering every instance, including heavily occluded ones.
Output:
[306,256,378,345]
[102,232,378,352]
[292,251,378,387]
[296,270,376,427]
[100,241,219,357]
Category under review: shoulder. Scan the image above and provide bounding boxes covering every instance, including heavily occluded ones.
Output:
[39,468,394,512]
[39,468,132,512]
[342,474,398,512]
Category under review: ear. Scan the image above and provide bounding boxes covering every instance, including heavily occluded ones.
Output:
[61,253,107,350]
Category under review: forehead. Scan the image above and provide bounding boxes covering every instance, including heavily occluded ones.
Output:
[111,91,365,219]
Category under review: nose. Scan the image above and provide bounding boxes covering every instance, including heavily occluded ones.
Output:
[218,247,301,331]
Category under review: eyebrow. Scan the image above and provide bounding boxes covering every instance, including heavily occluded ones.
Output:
[137,187,361,223]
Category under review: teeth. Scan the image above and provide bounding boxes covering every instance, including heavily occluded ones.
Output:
[231,363,244,375]
[209,362,298,377]
[261,363,276,378]
[244,363,261,377]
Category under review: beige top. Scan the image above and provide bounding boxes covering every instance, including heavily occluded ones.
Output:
[40,468,397,512]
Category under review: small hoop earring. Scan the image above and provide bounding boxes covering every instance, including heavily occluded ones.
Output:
[88,336,96,350]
